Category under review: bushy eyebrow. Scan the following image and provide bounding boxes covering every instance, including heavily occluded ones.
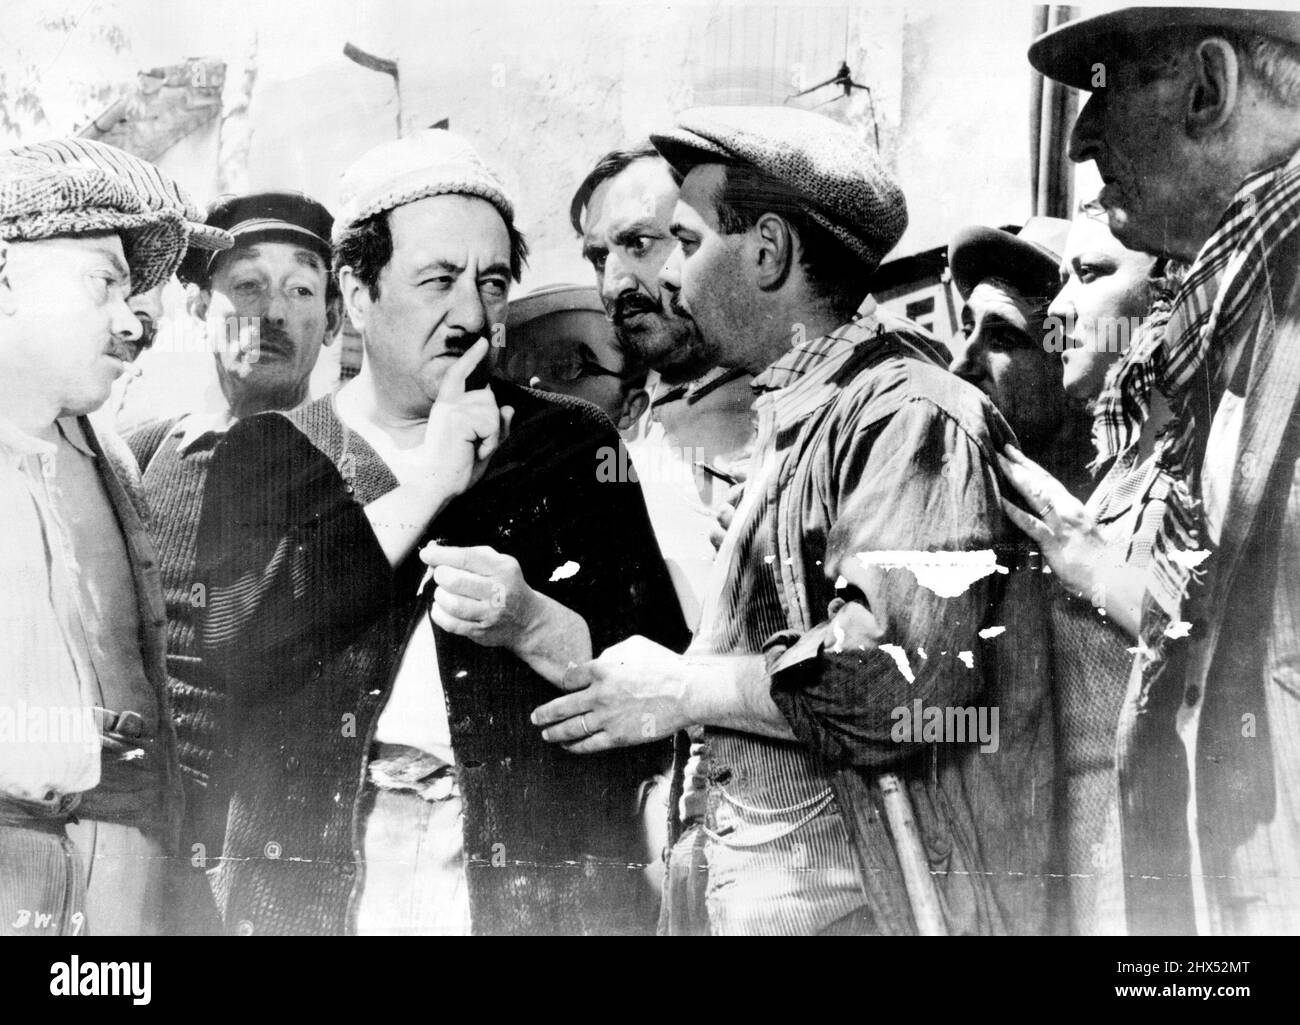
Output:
[412,259,511,280]
[611,221,661,245]
[293,250,326,273]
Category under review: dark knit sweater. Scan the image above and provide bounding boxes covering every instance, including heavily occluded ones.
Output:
[127,420,232,859]
[196,382,689,935]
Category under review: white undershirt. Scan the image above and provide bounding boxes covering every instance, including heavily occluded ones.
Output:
[332,393,454,765]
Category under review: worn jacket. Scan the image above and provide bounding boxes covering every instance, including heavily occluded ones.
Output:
[72,416,185,853]
[196,383,688,935]
[1119,228,1300,936]
[753,314,1057,934]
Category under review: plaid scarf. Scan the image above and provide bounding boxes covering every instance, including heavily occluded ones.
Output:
[1116,154,1300,633]
[1090,273,1178,466]
[1095,157,1300,462]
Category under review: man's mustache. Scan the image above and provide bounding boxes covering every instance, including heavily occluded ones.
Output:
[612,292,664,325]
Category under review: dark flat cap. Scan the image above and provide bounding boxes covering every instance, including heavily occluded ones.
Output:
[948,216,1072,301]
[1030,4,1300,90]
[7,138,233,253]
[0,157,186,295]
[650,105,907,272]
[178,190,333,284]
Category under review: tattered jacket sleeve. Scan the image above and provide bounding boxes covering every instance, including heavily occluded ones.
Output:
[195,413,396,702]
[768,395,1006,770]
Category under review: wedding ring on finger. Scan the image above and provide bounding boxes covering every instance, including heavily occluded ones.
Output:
[579,713,592,737]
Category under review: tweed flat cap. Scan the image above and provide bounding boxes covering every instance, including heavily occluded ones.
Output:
[948,216,1072,301]
[1029,4,1300,90]
[0,157,186,295]
[8,137,233,253]
[334,128,515,242]
[650,105,907,271]
[177,190,333,285]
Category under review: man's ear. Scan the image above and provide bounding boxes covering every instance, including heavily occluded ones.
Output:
[753,212,795,291]
[0,243,15,317]
[323,293,344,347]
[337,265,371,334]
[616,387,650,431]
[1186,36,1239,137]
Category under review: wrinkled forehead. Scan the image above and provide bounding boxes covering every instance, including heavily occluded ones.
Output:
[966,279,1041,331]
[387,193,512,269]
[585,157,679,238]
[211,240,328,280]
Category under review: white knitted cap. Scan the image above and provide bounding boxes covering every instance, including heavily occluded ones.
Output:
[333,129,515,242]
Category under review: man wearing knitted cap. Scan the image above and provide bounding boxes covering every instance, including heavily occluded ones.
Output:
[0,157,186,935]
[194,129,686,935]
[1020,6,1300,936]
[534,107,1056,935]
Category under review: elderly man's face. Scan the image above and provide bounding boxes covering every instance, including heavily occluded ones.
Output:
[1049,213,1157,402]
[502,309,640,424]
[582,156,714,384]
[349,195,511,417]
[0,233,142,417]
[205,241,334,410]
[1068,58,1198,259]
[951,279,1064,453]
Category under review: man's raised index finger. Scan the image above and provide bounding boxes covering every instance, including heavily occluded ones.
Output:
[439,337,490,398]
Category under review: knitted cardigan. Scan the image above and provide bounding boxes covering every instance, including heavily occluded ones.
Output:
[196,382,688,935]
[127,421,231,847]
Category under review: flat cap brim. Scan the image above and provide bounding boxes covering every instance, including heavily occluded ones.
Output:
[948,225,1062,301]
[1029,6,1300,90]
[507,284,605,328]
[650,106,908,272]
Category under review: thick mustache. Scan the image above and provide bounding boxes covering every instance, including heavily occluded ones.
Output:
[612,294,662,324]
[256,324,292,353]
[443,333,485,356]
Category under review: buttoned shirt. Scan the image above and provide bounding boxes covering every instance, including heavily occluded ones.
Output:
[0,416,102,803]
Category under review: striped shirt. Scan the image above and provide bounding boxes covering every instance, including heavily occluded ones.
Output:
[692,304,905,935]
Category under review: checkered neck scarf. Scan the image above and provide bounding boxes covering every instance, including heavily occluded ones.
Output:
[1095,156,1300,469]
[1098,154,1300,638]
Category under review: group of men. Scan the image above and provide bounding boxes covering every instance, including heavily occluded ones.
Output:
[2,4,1299,936]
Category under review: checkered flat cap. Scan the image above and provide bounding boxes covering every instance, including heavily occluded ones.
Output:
[7,137,233,253]
[651,105,907,272]
[0,157,187,295]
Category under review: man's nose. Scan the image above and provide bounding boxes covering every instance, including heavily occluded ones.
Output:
[1046,284,1073,326]
[600,249,636,309]
[1068,94,1102,165]
[448,277,488,336]
[262,288,289,327]
[112,297,143,343]
[658,243,683,293]
[949,330,985,380]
